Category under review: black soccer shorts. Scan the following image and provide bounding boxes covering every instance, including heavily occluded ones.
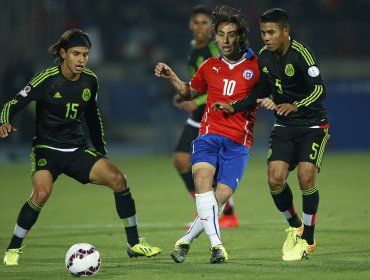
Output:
[174,123,199,153]
[267,126,330,171]
[30,146,105,183]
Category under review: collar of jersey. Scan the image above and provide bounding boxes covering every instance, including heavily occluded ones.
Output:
[218,48,254,62]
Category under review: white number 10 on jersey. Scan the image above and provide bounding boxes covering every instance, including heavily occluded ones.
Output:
[222,79,236,96]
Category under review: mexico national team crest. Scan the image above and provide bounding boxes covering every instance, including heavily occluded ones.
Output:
[285,64,295,77]
[243,69,254,80]
[82,88,91,101]
[38,158,47,167]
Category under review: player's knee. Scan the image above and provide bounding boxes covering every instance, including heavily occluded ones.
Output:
[32,187,52,206]
[173,155,189,172]
[268,176,285,190]
[109,170,128,192]
[298,174,315,189]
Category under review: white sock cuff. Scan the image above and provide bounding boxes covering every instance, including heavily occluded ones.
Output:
[195,191,214,198]
[195,191,217,209]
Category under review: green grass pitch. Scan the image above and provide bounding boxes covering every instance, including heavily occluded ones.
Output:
[0,152,369,279]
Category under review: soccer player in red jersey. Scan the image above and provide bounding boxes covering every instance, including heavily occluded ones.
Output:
[155,5,259,263]
[173,4,239,229]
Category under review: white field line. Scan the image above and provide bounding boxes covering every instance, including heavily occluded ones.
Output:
[36,216,362,230]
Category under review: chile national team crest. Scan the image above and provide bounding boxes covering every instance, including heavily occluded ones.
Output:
[243,69,254,80]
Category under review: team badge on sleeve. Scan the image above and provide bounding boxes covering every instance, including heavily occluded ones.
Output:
[243,69,254,80]
[18,86,31,97]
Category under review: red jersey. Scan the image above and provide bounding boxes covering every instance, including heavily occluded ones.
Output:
[190,49,260,148]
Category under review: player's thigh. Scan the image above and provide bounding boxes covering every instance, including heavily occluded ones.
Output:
[192,162,216,193]
[267,160,290,190]
[89,158,126,190]
[173,152,192,172]
[268,127,297,170]
[297,128,330,169]
[64,147,106,184]
[31,170,54,206]
[297,162,318,189]
[217,139,250,192]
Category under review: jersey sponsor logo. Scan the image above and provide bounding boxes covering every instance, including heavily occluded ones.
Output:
[308,66,320,77]
[212,66,221,73]
[18,86,31,97]
[243,69,254,80]
[82,88,91,101]
[37,158,47,166]
[285,64,295,77]
[262,66,269,73]
[53,92,62,98]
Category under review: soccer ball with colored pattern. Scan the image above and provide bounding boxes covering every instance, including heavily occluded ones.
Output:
[65,243,101,277]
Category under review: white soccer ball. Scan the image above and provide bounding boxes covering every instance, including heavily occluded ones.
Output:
[65,243,101,277]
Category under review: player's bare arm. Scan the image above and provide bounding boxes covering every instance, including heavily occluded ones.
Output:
[155,62,198,100]
[275,103,298,116]
[257,98,277,111]
[0,123,17,138]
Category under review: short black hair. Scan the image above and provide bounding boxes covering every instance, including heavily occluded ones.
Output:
[211,5,249,49]
[192,4,211,17]
[260,8,290,29]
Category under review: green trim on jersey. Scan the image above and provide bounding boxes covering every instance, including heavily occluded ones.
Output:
[291,40,315,66]
[208,40,219,57]
[316,128,330,168]
[194,94,207,106]
[83,67,98,80]
[85,149,98,156]
[293,85,324,108]
[1,99,18,124]
[30,66,59,88]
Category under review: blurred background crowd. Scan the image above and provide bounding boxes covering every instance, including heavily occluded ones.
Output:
[1,0,369,161]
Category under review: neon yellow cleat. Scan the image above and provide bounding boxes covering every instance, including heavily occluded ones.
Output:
[282,238,316,261]
[282,225,304,254]
[127,238,161,258]
[3,246,24,266]
[210,245,228,264]
[170,238,190,263]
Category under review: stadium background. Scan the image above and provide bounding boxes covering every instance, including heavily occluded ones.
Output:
[0,0,370,161]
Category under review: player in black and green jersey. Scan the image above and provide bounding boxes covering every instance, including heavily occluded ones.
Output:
[213,8,330,261]
[1,29,161,266]
[172,4,239,229]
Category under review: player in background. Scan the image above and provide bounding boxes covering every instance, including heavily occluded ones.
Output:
[1,29,161,266]
[155,5,259,263]
[214,8,330,261]
[173,4,239,229]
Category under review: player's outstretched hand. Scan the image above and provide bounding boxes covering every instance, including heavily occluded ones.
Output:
[257,98,276,110]
[212,102,235,114]
[0,123,17,138]
[154,62,174,79]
